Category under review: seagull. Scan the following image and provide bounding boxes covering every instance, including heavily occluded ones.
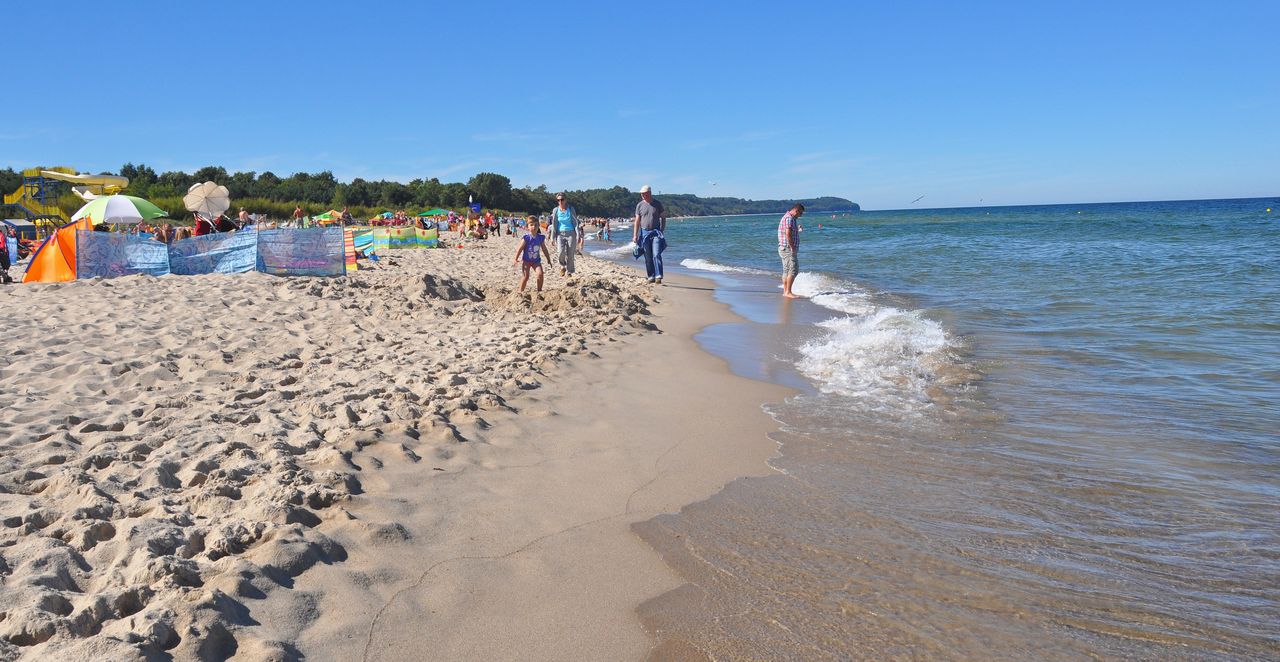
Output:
[910,194,926,205]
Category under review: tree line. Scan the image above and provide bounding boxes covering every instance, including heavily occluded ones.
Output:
[1,165,858,219]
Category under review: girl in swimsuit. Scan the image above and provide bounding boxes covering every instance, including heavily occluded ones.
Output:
[514,215,552,292]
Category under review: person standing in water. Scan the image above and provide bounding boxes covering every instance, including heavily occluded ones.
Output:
[778,203,804,298]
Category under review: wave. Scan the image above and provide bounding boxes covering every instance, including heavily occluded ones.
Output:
[791,272,877,316]
[679,258,773,276]
[590,242,638,258]
[791,272,958,406]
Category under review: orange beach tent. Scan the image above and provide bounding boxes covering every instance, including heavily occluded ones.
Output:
[23,218,93,283]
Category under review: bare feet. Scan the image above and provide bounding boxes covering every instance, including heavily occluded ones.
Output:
[783,292,802,299]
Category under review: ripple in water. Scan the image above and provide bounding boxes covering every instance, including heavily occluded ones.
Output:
[634,198,1280,661]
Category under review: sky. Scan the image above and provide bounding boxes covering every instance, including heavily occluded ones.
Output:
[2,1,1277,210]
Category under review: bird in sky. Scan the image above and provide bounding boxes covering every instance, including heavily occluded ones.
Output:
[910,194,926,205]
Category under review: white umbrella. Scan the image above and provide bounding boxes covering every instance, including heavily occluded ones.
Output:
[183,181,231,219]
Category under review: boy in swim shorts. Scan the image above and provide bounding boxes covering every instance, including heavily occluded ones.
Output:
[514,215,553,292]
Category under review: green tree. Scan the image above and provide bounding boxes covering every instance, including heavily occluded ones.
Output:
[228,171,257,199]
[415,178,444,208]
[255,171,281,199]
[303,171,338,204]
[380,182,413,208]
[339,178,374,207]
[118,163,158,197]
[442,182,470,208]
[467,172,512,210]
[0,168,23,196]
[192,166,228,184]
[147,182,178,199]
[30,163,858,221]
[155,171,193,197]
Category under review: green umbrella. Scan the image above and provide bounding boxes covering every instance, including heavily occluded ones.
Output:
[71,194,168,224]
[418,208,450,216]
[316,212,335,220]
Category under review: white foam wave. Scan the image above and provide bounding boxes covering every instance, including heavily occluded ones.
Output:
[590,242,638,258]
[791,272,876,316]
[680,258,772,276]
[797,307,953,405]
[787,272,955,406]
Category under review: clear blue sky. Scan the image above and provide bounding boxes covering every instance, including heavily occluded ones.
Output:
[3,1,1277,209]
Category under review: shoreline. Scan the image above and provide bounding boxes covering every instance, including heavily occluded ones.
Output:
[0,235,790,660]
[602,199,1280,660]
[280,270,790,660]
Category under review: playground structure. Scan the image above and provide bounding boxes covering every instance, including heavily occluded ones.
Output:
[2,167,129,236]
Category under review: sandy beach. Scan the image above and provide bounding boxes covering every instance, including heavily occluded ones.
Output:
[0,234,786,660]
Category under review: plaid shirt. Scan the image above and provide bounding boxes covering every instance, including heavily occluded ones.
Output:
[778,212,798,249]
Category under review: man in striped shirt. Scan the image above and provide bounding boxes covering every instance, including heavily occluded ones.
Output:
[778,203,804,298]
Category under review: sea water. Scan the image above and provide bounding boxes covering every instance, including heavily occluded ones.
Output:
[595,198,1280,660]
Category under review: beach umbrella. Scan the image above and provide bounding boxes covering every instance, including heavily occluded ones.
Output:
[380,211,394,218]
[71,194,168,224]
[419,207,450,216]
[183,181,231,219]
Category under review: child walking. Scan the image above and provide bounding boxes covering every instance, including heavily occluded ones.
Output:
[514,215,553,292]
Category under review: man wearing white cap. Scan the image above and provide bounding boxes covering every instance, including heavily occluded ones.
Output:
[632,185,667,283]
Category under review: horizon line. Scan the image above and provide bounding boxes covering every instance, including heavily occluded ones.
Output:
[669,194,1276,219]
[863,194,1278,214]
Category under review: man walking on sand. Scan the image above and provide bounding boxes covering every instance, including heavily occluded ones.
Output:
[778,203,804,298]
[633,185,667,284]
[549,192,582,277]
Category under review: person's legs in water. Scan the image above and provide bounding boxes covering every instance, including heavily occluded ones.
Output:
[779,246,800,298]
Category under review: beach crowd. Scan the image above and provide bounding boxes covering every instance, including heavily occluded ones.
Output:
[6,187,808,298]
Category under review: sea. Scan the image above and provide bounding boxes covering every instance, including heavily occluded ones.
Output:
[591,198,1280,660]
